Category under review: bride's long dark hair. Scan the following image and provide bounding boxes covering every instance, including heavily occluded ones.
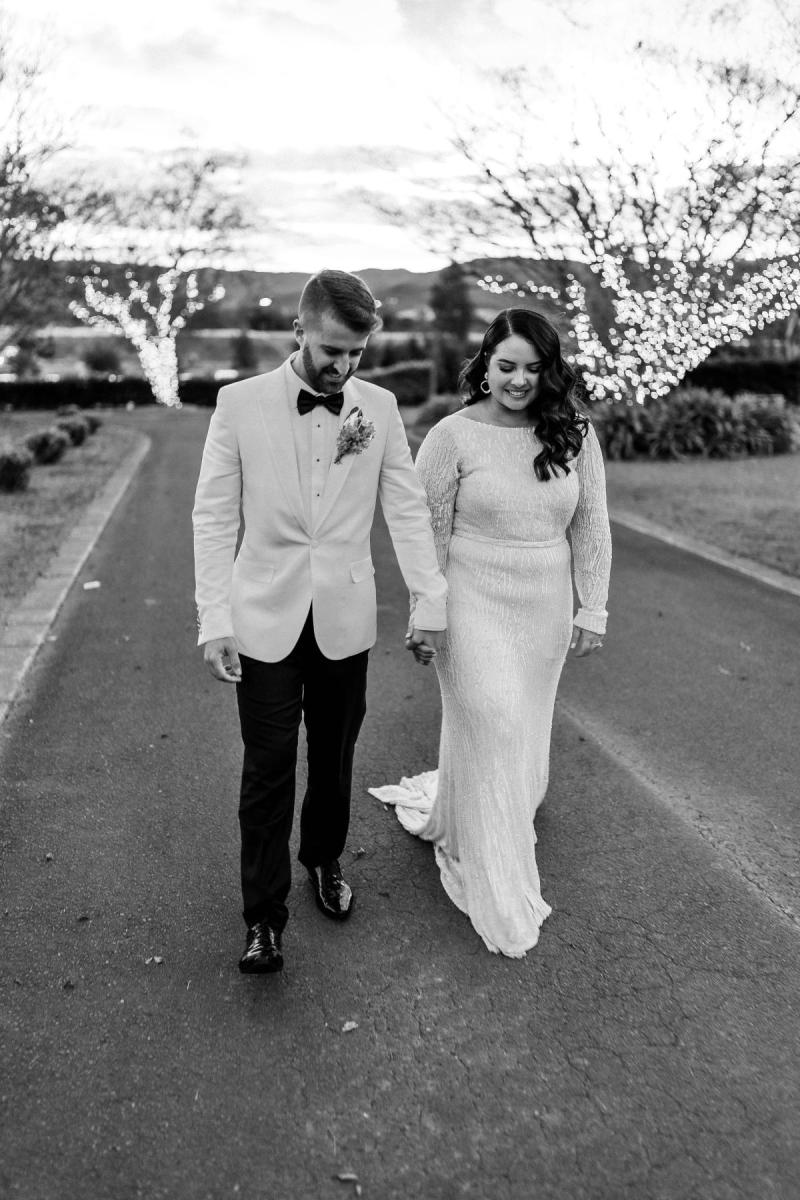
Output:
[460,308,589,481]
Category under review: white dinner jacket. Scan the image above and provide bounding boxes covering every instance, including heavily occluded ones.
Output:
[192,363,447,662]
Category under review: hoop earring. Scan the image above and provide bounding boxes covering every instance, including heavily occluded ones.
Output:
[480,377,491,395]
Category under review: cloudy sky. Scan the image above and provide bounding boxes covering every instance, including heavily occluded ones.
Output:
[3,0,793,272]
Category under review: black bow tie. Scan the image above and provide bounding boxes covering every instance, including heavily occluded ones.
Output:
[297,389,344,416]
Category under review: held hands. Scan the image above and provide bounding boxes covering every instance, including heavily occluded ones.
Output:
[570,627,604,658]
[405,627,445,666]
[203,636,242,683]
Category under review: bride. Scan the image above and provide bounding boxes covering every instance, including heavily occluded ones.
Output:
[370,308,612,957]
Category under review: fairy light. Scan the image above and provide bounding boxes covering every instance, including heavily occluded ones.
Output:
[69,269,224,408]
[480,251,800,405]
[462,61,800,408]
[66,152,237,407]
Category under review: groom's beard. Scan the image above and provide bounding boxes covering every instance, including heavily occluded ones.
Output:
[302,345,357,394]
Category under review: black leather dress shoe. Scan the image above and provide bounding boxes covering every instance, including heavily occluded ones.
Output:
[307,860,354,920]
[238,922,283,974]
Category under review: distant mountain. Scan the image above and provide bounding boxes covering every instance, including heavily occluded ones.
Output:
[56,257,579,331]
[198,257,600,329]
[204,259,559,319]
[190,264,447,325]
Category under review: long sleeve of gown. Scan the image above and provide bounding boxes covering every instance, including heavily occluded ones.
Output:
[570,423,612,634]
[414,422,461,575]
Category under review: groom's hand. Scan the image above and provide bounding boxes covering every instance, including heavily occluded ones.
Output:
[570,627,604,658]
[405,628,444,666]
[203,636,242,683]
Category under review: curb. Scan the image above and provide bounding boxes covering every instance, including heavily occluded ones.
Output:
[609,508,800,599]
[0,431,152,728]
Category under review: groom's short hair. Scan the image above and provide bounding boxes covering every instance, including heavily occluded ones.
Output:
[298,269,382,335]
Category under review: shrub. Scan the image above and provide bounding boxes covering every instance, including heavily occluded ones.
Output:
[357,339,382,370]
[360,336,430,371]
[178,378,225,406]
[432,336,469,394]
[57,404,102,433]
[232,330,258,372]
[248,301,293,331]
[56,414,90,445]
[589,397,655,461]
[382,336,428,367]
[0,441,34,491]
[83,343,122,375]
[13,334,54,379]
[592,388,798,461]
[24,426,71,464]
[360,360,432,406]
[735,393,798,455]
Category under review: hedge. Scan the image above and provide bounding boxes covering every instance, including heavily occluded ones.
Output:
[4,362,795,433]
[359,360,433,406]
[686,358,800,405]
[0,378,155,410]
[359,335,428,371]
[0,372,437,409]
[179,379,226,406]
[0,377,235,409]
[591,388,799,461]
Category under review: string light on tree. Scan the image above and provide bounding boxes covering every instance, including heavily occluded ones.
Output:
[480,252,800,405]
[70,268,224,408]
[448,63,800,405]
[67,149,244,407]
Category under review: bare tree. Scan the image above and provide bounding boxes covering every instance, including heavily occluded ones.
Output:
[70,150,247,407]
[394,60,800,403]
[0,32,66,355]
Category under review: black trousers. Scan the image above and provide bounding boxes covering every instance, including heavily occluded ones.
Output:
[235,608,369,931]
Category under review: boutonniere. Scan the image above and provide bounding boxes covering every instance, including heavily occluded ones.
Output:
[334,405,376,464]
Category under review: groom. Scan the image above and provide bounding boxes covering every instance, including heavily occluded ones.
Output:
[193,269,447,974]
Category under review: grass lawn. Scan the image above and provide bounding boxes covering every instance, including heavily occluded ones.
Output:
[0,411,141,625]
[604,452,800,578]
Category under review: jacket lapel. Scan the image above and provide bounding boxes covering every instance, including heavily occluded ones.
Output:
[258,372,307,530]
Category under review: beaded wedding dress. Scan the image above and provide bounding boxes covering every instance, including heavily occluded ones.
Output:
[370,413,611,957]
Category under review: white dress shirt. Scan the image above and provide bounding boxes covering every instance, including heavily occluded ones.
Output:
[285,355,341,528]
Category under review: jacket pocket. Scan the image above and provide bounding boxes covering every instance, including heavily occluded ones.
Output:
[350,555,375,583]
[235,555,275,584]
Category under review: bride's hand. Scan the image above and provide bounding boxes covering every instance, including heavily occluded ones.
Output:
[570,627,603,657]
[405,628,444,666]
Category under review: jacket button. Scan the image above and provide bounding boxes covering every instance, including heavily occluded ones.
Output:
[310,539,319,548]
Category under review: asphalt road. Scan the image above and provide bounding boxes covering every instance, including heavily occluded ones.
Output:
[1,407,798,1200]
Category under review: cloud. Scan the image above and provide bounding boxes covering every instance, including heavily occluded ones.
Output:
[220,0,396,43]
[137,31,222,69]
[77,26,222,70]
[247,143,439,172]
[213,1,353,51]
[250,7,342,37]
[395,0,505,49]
